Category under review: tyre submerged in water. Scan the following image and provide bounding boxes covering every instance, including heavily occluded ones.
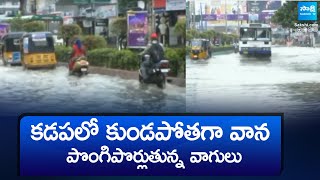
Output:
[138,54,170,89]
[190,39,212,60]
[69,56,89,77]
[1,32,26,66]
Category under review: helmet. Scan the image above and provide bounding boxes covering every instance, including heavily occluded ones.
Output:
[151,33,158,39]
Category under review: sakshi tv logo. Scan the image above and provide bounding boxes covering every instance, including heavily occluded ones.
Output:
[298,2,317,21]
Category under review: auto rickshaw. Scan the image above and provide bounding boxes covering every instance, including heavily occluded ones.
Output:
[1,32,26,66]
[190,39,212,60]
[21,32,57,69]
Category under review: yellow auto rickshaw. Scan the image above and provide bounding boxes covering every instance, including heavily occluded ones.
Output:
[1,32,25,66]
[190,39,212,60]
[21,32,57,69]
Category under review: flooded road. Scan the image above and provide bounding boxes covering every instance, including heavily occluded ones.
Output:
[187,46,320,122]
[0,64,185,114]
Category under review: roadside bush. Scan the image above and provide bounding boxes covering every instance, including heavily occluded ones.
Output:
[87,48,139,70]
[186,46,191,56]
[213,45,234,52]
[8,15,31,31]
[55,46,184,77]
[23,21,45,32]
[55,45,72,62]
[185,45,233,57]
[81,35,107,51]
[165,48,185,77]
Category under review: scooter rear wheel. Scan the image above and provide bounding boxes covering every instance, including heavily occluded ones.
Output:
[157,74,166,89]
[138,72,143,83]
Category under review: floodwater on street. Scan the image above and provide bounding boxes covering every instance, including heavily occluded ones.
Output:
[0,63,185,114]
[187,46,320,122]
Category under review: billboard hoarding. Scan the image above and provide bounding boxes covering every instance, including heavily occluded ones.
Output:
[202,14,249,21]
[166,0,186,11]
[127,11,148,48]
[95,5,117,19]
[0,23,10,39]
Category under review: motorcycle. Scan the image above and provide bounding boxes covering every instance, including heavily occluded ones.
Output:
[138,54,170,89]
[234,43,239,53]
[69,56,89,76]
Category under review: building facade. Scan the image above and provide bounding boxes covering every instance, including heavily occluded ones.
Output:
[55,0,118,35]
[153,0,186,46]
[0,0,20,17]
[25,0,57,15]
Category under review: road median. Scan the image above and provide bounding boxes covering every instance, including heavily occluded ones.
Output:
[59,62,185,87]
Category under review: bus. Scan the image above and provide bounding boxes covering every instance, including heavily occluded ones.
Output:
[239,23,272,56]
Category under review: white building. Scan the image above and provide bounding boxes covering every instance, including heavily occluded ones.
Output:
[0,0,20,16]
[25,0,57,15]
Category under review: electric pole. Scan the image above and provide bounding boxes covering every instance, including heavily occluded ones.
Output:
[91,0,95,35]
[19,0,26,15]
[32,0,38,15]
[225,0,227,33]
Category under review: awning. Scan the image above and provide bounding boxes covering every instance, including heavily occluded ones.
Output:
[31,15,63,21]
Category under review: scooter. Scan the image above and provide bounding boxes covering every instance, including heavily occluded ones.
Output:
[234,43,239,53]
[139,54,170,89]
[69,56,89,76]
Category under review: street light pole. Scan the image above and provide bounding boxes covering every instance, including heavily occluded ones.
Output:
[91,0,95,35]
[200,3,203,31]
[237,0,240,35]
[225,0,227,33]
[34,0,37,15]
[152,0,155,32]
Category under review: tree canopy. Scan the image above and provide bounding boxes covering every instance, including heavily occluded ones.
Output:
[22,21,45,32]
[174,18,186,39]
[110,17,127,37]
[59,24,82,46]
[8,15,30,31]
[186,29,238,45]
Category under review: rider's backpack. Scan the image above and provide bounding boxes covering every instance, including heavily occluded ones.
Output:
[148,43,164,63]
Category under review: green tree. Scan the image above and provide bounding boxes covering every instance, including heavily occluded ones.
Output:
[174,18,186,45]
[19,0,26,15]
[271,1,299,29]
[206,30,215,39]
[186,31,193,42]
[22,21,45,32]
[110,17,127,37]
[186,29,200,40]
[8,15,30,31]
[81,35,107,51]
[201,31,216,40]
[59,24,82,47]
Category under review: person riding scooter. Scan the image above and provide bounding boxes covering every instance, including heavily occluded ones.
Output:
[69,39,86,71]
[139,33,165,81]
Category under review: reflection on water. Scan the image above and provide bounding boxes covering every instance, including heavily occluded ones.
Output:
[0,65,185,114]
[187,47,320,122]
